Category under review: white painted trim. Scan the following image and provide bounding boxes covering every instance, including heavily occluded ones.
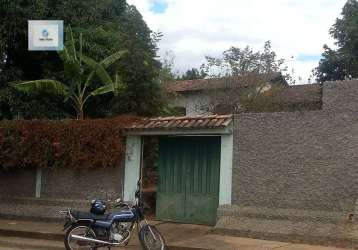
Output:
[35,167,42,198]
[123,136,142,202]
[219,134,233,205]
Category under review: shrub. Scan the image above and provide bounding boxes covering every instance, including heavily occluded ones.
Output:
[0,116,138,170]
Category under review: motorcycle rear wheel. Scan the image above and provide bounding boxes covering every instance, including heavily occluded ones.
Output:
[65,224,97,250]
[139,225,167,250]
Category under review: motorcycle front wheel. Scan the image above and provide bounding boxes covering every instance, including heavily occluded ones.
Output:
[139,225,167,250]
[64,224,97,250]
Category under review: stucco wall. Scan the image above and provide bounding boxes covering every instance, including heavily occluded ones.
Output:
[41,165,124,200]
[0,169,36,198]
[323,80,358,112]
[0,165,124,201]
[173,91,211,116]
[232,80,358,213]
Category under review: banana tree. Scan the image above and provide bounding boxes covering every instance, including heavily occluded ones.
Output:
[13,30,127,119]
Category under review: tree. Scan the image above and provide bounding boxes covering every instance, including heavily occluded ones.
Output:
[13,30,127,119]
[196,41,290,114]
[315,0,358,82]
[178,68,207,80]
[0,0,163,118]
[0,87,70,120]
[201,41,295,84]
[314,45,347,82]
[201,41,291,81]
[103,6,164,116]
[158,50,176,84]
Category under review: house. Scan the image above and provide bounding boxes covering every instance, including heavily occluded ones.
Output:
[164,74,322,115]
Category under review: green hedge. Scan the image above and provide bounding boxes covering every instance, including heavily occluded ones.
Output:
[0,116,138,170]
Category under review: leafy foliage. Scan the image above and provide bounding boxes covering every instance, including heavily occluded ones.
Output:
[158,50,176,84]
[178,68,207,80]
[0,85,69,120]
[14,80,70,95]
[191,41,294,114]
[314,45,347,82]
[108,7,164,116]
[13,30,127,119]
[315,0,358,82]
[201,41,292,83]
[0,0,163,118]
[0,116,138,170]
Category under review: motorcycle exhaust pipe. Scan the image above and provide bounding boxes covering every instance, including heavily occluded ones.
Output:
[70,234,120,246]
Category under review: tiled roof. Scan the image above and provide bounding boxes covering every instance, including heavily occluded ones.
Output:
[126,115,233,131]
[164,74,285,93]
[165,79,212,92]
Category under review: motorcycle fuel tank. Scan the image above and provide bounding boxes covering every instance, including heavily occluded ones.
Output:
[94,209,136,228]
[110,209,136,222]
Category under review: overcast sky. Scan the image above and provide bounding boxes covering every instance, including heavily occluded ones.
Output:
[127,0,347,84]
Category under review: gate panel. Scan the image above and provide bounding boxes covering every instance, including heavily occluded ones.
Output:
[185,137,220,225]
[156,136,220,225]
[156,137,186,221]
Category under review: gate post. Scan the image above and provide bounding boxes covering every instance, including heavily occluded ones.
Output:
[124,135,142,202]
[35,167,42,198]
[219,134,233,205]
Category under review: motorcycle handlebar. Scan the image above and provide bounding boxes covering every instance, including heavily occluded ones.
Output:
[106,180,142,207]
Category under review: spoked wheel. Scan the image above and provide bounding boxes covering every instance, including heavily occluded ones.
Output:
[139,225,167,250]
[65,225,97,250]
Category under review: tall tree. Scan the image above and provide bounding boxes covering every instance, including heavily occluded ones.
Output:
[0,0,163,118]
[314,45,347,83]
[315,0,358,82]
[196,41,290,114]
[201,41,291,82]
[106,6,163,116]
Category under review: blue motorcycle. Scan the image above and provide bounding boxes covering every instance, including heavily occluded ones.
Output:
[60,181,166,250]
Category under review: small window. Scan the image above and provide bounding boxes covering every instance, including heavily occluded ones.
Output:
[173,106,186,116]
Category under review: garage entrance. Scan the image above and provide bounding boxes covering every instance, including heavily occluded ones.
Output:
[156,136,221,225]
[123,115,233,226]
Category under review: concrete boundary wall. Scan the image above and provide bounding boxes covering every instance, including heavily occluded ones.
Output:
[232,110,358,213]
[41,166,124,200]
[218,80,358,245]
[0,165,124,220]
[0,166,124,201]
[0,169,36,198]
[231,80,358,213]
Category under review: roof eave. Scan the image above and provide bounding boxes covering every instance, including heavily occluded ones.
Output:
[125,125,233,136]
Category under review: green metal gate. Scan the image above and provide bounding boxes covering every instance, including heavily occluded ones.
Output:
[156,136,221,225]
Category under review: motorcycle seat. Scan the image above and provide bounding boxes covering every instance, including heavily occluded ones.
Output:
[70,210,110,221]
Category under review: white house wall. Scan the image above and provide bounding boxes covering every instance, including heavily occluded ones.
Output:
[173,92,211,116]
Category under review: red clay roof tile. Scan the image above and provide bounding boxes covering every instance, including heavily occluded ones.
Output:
[126,115,233,131]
